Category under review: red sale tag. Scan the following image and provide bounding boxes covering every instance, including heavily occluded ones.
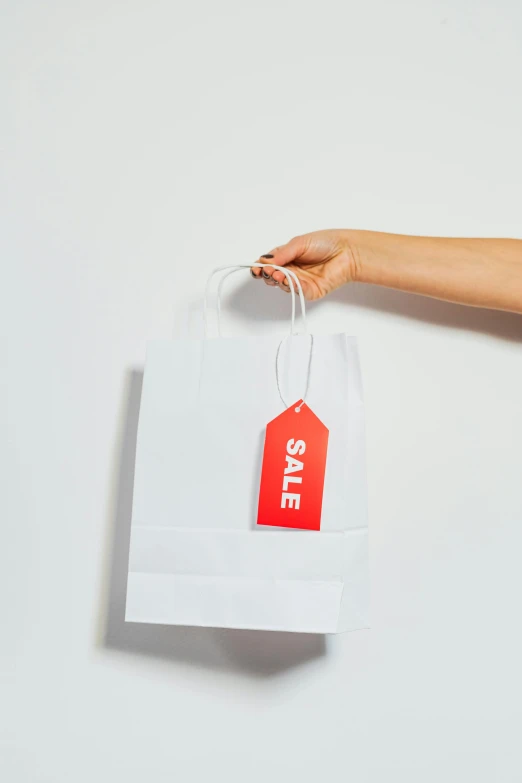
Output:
[257,401,329,531]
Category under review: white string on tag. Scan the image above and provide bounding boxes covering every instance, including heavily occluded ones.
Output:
[203,263,313,411]
[275,334,314,412]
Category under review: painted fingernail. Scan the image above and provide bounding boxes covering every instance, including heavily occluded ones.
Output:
[250,269,259,278]
[262,271,271,279]
[261,254,274,259]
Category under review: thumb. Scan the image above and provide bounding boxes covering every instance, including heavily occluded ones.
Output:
[260,235,308,268]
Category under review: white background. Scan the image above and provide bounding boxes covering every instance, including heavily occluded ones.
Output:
[2,1,522,780]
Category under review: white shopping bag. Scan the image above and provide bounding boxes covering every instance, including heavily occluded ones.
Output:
[125,264,369,633]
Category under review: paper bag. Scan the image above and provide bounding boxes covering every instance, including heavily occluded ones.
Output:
[125,264,369,633]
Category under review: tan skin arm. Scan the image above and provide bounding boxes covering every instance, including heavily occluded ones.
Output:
[250,230,522,314]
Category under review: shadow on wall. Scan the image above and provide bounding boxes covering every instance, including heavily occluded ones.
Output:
[224,276,522,343]
[98,369,327,678]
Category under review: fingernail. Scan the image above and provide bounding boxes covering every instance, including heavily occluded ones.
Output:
[261,254,274,259]
[262,271,271,279]
[250,269,259,278]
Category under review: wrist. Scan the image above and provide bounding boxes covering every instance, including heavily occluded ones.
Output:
[342,229,371,284]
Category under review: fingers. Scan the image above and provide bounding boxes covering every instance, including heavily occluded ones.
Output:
[250,254,274,280]
[261,268,290,291]
[250,235,308,285]
[251,261,295,293]
[271,269,287,285]
[250,261,310,297]
[257,267,294,294]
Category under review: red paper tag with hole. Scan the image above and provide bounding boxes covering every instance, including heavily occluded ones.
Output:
[256,401,329,531]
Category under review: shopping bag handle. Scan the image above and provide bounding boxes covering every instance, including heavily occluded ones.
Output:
[203,263,307,338]
[203,264,313,411]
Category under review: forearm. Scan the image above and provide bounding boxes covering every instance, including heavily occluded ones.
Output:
[351,230,522,313]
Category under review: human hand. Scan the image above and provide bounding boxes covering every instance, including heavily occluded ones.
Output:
[250,229,359,301]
